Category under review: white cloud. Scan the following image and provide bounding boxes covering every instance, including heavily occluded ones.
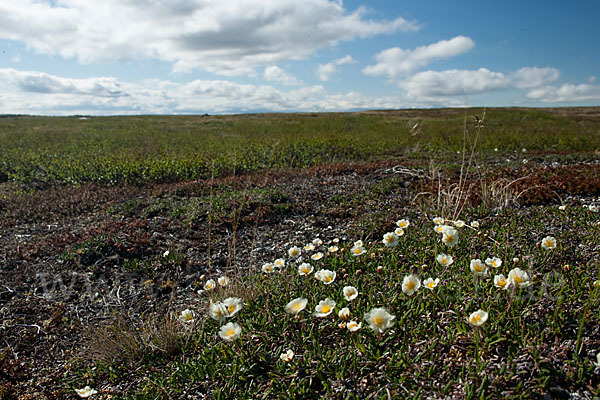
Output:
[0,68,126,97]
[316,55,356,81]
[360,36,563,102]
[526,83,600,103]
[508,67,560,89]
[0,0,419,76]
[400,66,560,98]
[402,68,504,97]
[363,36,474,79]
[362,36,564,102]
[0,67,412,115]
[0,68,166,114]
[263,66,302,86]
[1,64,584,115]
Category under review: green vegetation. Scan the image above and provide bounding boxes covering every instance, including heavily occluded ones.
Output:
[1,108,599,185]
[72,204,600,399]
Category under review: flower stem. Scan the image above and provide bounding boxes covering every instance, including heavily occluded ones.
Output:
[474,327,481,368]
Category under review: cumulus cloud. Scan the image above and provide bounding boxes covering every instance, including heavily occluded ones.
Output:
[0,68,126,97]
[0,67,411,115]
[361,36,563,102]
[508,67,560,89]
[316,55,356,81]
[363,36,474,79]
[402,68,504,97]
[526,83,600,103]
[0,0,419,76]
[263,66,302,86]
[400,66,560,98]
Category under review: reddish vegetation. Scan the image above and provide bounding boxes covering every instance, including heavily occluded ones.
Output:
[473,163,600,206]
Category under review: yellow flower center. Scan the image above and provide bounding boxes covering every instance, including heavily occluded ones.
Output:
[374,316,384,325]
[491,261,497,267]
[226,329,235,336]
[294,303,302,310]
[445,234,454,242]
[471,315,480,323]
[185,314,192,321]
[514,275,523,284]
[321,305,331,313]
[325,275,332,282]
[428,282,435,288]
[498,279,506,287]
[406,280,415,290]
[474,264,483,272]
[228,305,236,313]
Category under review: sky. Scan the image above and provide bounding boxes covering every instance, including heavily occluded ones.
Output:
[0,0,599,115]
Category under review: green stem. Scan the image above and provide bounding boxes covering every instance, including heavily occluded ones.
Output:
[474,327,481,368]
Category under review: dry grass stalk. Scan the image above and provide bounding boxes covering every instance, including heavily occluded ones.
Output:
[414,109,488,219]
[85,292,194,366]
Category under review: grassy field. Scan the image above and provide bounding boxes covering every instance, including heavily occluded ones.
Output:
[1,107,600,185]
[128,209,600,399]
[1,108,599,399]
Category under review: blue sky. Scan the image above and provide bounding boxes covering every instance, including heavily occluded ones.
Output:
[0,0,598,115]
